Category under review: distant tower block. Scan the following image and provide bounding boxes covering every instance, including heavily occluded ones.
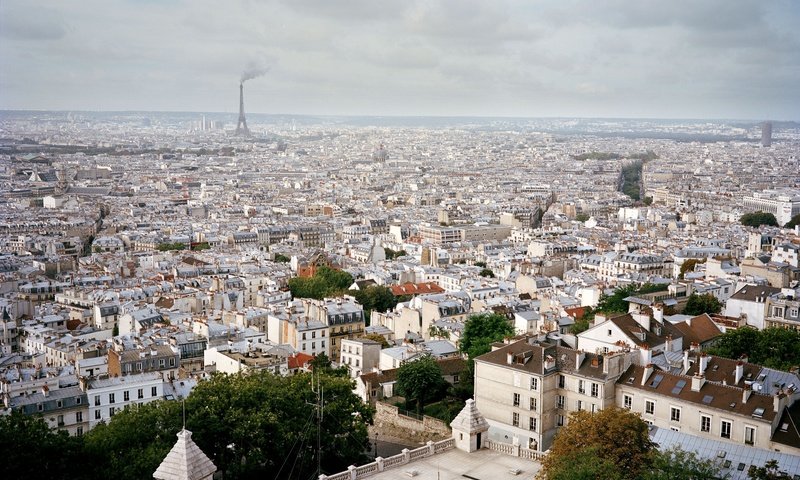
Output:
[235,82,250,136]
[761,121,772,147]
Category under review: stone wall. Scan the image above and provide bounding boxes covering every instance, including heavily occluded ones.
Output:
[374,401,451,443]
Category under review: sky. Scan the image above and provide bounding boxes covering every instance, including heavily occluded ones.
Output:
[1,0,798,120]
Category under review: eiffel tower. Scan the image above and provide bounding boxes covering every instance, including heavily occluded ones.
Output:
[235,82,250,136]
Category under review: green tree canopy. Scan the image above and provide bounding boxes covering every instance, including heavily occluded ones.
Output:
[460,313,515,360]
[395,355,447,415]
[683,293,722,315]
[364,333,390,348]
[785,214,800,229]
[351,285,397,323]
[479,268,495,278]
[708,327,800,371]
[0,411,85,478]
[538,407,656,480]
[288,266,354,300]
[595,283,669,314]
[543,446,623,480]
[748,459,793,479]
[741,211,779,228]
[643,446,725,480]
[383,247,407,260]
[81,370,372,480]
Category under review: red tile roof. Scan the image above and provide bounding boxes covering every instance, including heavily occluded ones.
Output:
[389,282,445,296]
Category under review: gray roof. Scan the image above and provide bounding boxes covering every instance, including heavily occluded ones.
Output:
[153,429,216,480]
[651,426,800,479]
[450,398,489,434]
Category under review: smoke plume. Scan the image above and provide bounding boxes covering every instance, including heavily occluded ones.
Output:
[241,61,270,83]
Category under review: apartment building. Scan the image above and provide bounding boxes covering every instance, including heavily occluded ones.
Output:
[474,337,630,452]
[340,337,381,378]
[302,297,365,363]
[615,364,796,453]
[85,372,164,429]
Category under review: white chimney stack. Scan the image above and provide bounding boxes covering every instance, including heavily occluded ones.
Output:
[735,361,744,385]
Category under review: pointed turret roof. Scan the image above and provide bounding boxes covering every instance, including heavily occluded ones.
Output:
[153,429,216,480]
[450,398,489,433]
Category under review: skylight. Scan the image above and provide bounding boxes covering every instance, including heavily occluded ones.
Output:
[650,374,664,388]
[671,379,687,395]
[702,395,714,404]
[753,407,765,418]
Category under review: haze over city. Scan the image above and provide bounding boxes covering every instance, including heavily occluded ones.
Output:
[1,0,799,119]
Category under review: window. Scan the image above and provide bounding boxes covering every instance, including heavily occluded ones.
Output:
[76,397,81,404]
[701,415,711,433]
[578,380,585,394]
[321,341,325,348]
[151,387,157,397]
[721,420,731,439]
[94,395,100,406]
[557,395,565,409]
[744,426,755,445]
[557,414,565,427]
[513,393,520,407]
[670,407,681,422]
[109,393,115,404]
[512,412,520,427]
[137,389,144,399]
[124,391,130,401]
[94,410,101,420]
[169,358,175,367]
[453,375,460,384]
[77,427,83,436]
[76,412,83,422]
[302,332,307,340]
[645,400,655,415]
[312,342,316,349]
[530,377,538,390]
[57,400,63,408]
[302,343,306,351]
[530,397,537,411]
[529,417,537,432]
[57,415,64,426]
[623,395,632,410]
[312,331,316,339]
[109,407,115,417]
[591,383,599,397]
[577,400,583,411]
[558,375,565,389]
[607,329,612,336]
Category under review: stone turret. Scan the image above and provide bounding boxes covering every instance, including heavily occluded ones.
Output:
[450,398,489,453]
[153,429,216,480]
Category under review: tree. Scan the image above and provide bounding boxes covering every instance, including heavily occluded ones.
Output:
[575,213,590,222]
[643,446,726,480]
[538,407,656,480]
[84,370,371,480]
[274,253,291,263]
[543,446,623,480]
[740,211,779,228]
[708,327,800,371]
[679,258,706,278]
[683,293,722,315]
[0,411,85,478]
[428,324,451,340]
[351,285,397,323]
[364,333,390,348]
[569,307,595,335]
[595,283,668,315]
[479,268,495,278]
[289,266,354,300]
[785,214,800,229]
[396,355,447,415]
[748,459,792,479]
[383,247,407,260]
[460,313,515,361]
[474,261,487,268]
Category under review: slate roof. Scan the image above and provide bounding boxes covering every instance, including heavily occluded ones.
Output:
[153,429,216,480]
[450,398,489,433]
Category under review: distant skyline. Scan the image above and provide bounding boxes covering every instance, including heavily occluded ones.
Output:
[1,0,798,120]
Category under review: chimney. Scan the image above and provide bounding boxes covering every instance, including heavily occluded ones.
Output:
[699,353,709,375]
[41,385,50,397]
[775,393,787,413]
[653,303,664,324]
[642,364,654,386]
[632,312,651,332]
[683,350,690,374]
[742,385,752,404]
[739,353,749,364]
[689,342,700,352]
[665,335,673,352]
[735,361,744,385]
[640,345,652,366]
[576,350,586,370]
[506,352,514,365]
[691,374,705,392]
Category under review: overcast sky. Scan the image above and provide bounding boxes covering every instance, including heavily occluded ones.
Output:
[1,0,798,119]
